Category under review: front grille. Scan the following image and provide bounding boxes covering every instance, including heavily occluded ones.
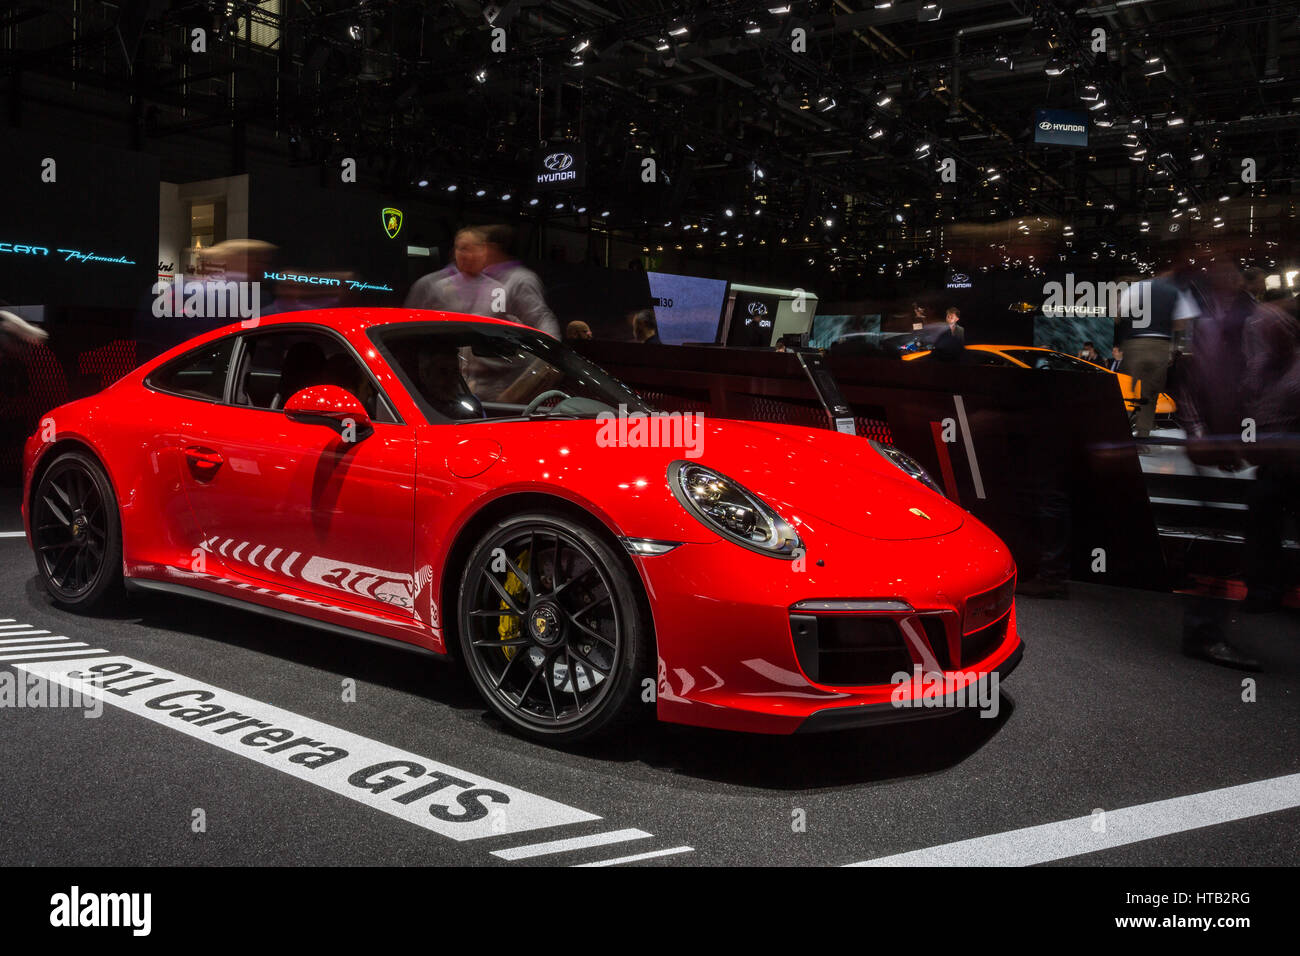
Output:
[962,613,1010,667]
[920,615,954,670]
[790,613,914,686]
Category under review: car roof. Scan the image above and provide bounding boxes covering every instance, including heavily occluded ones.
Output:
[223,306,537,339]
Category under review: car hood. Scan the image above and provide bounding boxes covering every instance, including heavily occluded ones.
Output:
[474,416,964,542]
[682,418,965,540]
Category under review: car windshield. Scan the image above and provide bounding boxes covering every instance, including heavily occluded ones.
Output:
[1002,349,1107,373]
[369,321,651,424]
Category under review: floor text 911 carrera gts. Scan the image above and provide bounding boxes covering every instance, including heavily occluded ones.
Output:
[23,308,1022,742]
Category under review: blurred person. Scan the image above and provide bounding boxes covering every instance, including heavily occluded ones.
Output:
[565,320,593,342]
[938,307,965,343]
[1117,270,1199,438]
[481,224,561,339]
[1242,266,1268,303]
[1240,294,1300,612]
[0,309,48,347]
[1078,341,1100,363]
[1177,261,1264,669]
[630,309,661,344]
[1107,345,1123,371]
[405,227,503,317]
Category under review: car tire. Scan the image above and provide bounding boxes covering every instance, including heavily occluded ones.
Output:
[457,511,651,743]
[31,450,124,612]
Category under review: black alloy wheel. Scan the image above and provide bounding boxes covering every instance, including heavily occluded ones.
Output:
[32,450,124,610]
[458,512,650,742]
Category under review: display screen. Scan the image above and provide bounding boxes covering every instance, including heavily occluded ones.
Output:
[726,291,781,347]
[645,271,728,344]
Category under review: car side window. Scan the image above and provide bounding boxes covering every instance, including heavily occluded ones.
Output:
[148,338,236,402]
[233,330,394,423]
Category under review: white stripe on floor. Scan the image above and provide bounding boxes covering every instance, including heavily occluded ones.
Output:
[0,631,52,639]
[0,642,89,653]
[0,532,26,539]
[0,649,109,661]
[492,828,651,860]
[846,772,1300,866]
[575,846,695,867]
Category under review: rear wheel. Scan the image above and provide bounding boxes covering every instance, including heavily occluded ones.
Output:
[457,512,650,742]
[31,450,124,611]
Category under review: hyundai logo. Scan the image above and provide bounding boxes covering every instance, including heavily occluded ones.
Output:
[950,273,969,284]
[747,301,768,317]
[544,152,574,172]
[1039,120,1053,130]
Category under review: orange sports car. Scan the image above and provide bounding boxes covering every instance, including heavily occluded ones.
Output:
[904,344,1176,422]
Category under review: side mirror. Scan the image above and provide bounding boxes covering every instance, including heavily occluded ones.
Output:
[284,385,373,440]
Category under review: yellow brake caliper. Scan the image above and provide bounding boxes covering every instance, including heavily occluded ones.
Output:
[497,549,531,660]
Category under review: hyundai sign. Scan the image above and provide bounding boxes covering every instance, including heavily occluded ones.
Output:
[534,144,586,189]
[1033,109,1089,148]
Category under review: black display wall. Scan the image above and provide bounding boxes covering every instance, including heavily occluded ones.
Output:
[0,130,159,310]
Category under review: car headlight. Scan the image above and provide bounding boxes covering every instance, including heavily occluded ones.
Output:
[869,439,945,496]
[668,461,802,558]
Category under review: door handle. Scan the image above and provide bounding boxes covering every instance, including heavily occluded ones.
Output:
[183,446,224,478]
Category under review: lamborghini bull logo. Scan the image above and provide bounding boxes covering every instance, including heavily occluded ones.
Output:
[382,207,403,239]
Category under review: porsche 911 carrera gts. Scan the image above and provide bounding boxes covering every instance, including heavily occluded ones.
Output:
[22,308,1022,742]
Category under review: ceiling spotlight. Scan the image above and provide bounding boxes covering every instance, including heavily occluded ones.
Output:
[577,206,587,213]
[655,36,670,51]
[474,68,488,84]
[566,55,585,67]
[571,38,590,54]
[868,124,885,139]
[600,210,610,217]
[475,188,486,197]
[1080,83,1100,102]
[768,4,792,13]
[529,198,539,206]
[1190,148,1206,161]
[874,0,893,7]
[1094,113,1114,128]
[1219,193,1230,202]
[725,208,735,217]
[873,83,892,107]
[987,168,1001,181]
[347,24,363,42]
[1140,221,1150,232]
[745,19,761,34]
[824,218,834,228]
[915,142,932,158]
[1045,55,1069,76]
[1144,56,1166,76]
[894,212,905,222]
[555,202,565,210]
[1166,113,1184,127]
[918,2,943,21]
[668,20,689,36]
[446,184,458,192]
[417,179,429,188]
[501,193,512,201]
[1088,98,1108,111]
[817,95,837,112]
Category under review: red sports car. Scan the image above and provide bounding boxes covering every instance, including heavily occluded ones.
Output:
[22,308,1021,741]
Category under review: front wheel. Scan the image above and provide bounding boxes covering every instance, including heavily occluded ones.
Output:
[31,450,124,611]
[457,512,651,743]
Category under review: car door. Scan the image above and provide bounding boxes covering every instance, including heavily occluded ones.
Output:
[177,326,418,619]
